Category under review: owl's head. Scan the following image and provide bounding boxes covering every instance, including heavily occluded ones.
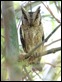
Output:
[21,7,41,28]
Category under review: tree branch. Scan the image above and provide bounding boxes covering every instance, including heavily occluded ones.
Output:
[34,71,43,80]
[45,38,61,47]
[18,47,61,62]
[41,2,61,23]
[27,47,61,61]
[54,1,61,13]
[23,66,33,81]
[42,62,61,68]
[22,70,31,80]
[39,47,61,57]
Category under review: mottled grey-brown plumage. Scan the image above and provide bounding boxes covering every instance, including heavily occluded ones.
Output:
[20,7,44,71]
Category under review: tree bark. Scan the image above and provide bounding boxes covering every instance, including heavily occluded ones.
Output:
[2,1,21,81]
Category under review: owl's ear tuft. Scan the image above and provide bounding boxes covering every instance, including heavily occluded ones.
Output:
[21,7,26,13]
[21,7,28,20]
[36,6,40,13]
[35,6,40,20]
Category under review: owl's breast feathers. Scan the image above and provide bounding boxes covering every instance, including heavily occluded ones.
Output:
[20,25,44,53]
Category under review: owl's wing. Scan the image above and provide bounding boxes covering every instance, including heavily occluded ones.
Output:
[20,27,26,52]
[42,33,44,41]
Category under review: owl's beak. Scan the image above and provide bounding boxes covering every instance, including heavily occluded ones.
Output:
[29,21,34,27]
[30,23,33,27]
[29,18,34,27]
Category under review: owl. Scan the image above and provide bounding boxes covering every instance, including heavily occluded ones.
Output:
[20,7,44,71]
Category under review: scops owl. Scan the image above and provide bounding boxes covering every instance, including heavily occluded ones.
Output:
[20,7,44,71]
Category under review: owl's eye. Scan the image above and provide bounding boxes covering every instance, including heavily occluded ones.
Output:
[24,15,28,21]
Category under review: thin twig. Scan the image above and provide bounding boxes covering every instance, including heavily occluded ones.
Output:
[42,62,61,68]
[34,71,43,80]
[41,2,61,23]
[25,24,61,59]
[23,66,33,81]
[45,38,61,47]
[22,70,31,80]
[37,47,61,57]
[54,1,61,13]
